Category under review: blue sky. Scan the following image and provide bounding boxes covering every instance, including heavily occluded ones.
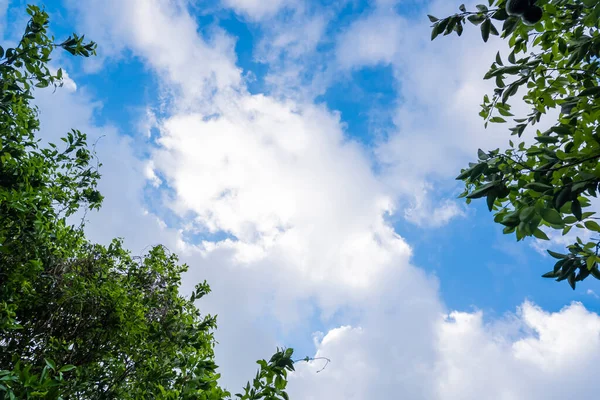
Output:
[5,0,600,398]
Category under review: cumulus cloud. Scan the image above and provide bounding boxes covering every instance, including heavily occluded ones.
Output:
[151,94,407,293]
[288,266,442,400]
[291,301,600,399]
[436,302,600,399]
[67,0,241,96]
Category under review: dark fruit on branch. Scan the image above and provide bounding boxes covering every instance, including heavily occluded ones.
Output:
[505,0,530,16]
[522,5,543,26]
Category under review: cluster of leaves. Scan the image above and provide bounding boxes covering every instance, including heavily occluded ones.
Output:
[429,0,600,289]
[235,349,295,400]
[0,5,299,399]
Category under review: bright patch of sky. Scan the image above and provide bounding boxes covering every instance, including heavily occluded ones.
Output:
[4,0,600,398]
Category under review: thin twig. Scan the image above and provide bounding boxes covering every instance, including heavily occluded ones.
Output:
[293,356,331,373]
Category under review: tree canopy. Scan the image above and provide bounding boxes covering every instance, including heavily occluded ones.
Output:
[0,5,297,399]
[430,0,600,289]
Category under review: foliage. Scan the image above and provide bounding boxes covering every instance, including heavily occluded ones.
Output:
[0,5,296,399]
[235,349,295,400]
[429,0,600,289]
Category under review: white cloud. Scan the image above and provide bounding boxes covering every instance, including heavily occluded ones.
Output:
[289,267,442,400]
[221,0,288,20]
[151,92,411,306]
[291,301,600,400]
[252,3,335,100]
[67,0,241,97]
[336,11,405,69]
[402,183,465,227]
[435,301,600,399]
[258,12,328,65]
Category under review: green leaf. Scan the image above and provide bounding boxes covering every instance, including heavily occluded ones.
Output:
[584,220,600,232]
[481,18,491,42]
[578,86,600,97]
[541,208,563,225]
[558,38,567,54]
[572,181,589,193]
[436,18,450,34]
[454,22,464,36]
[468,162,488,180]
[456,167,474,180]
[568,273,576,290]
[554,187,571,211]
[535,136,559,144]
[492,8,508,21]
[502,17,518,37]
[553,258,568,273]
[533,229,549,240]
[58,365,76,373]
[560,99,578,115]
[486,191,497,211]
[524,182,553,193]
[489,22,499,36]
[501,83,519,104]
[507,51,516,64]
[468,14,485,25]
[572,199,583,221]
[586,255,598,271]
[490,117,506,123]
[498,108,513,117]
[563,216,577,224]
[45,359,56,371]
[520,206,536,221]
[466,182,497,199]
[503,225,516,234]
[550,126,571,136]
[428,15,439,22]
[443,18,457,36]
[459,4,466,12]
